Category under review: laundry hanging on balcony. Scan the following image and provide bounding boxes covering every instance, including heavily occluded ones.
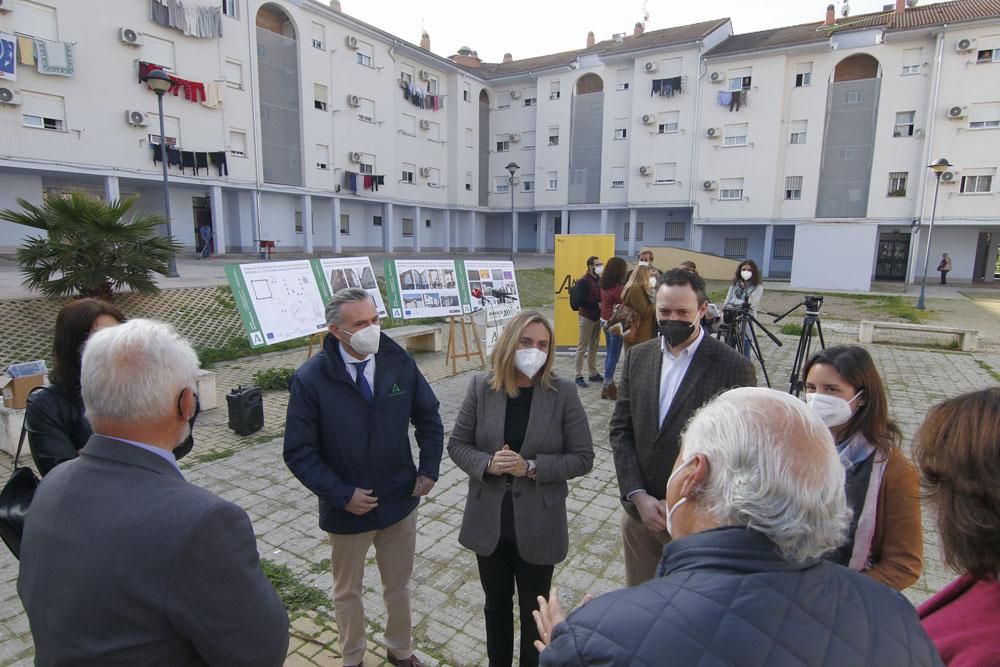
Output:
[34,39,74,76]
[150,0,222,38]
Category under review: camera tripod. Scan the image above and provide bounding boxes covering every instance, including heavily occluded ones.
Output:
[773,296,826,397]
[718,300,782,388]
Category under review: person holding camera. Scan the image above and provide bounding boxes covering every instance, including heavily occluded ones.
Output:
[722,260,764,357]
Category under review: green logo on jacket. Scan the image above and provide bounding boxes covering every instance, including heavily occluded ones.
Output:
[390,383,405,396]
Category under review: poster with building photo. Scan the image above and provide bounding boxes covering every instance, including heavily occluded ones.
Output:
[225,260,328,348]
[460,260,521,354]
[383,259,467,320]
[318,257,386,317]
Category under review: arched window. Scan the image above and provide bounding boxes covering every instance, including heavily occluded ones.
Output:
[833,54,879,82]
[575,73,604,95]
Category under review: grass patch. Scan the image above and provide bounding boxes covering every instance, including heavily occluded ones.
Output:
[517,267,555,308]
[780,322,803,336]
[253,367,296,391]
[309,558,331,575]
[260,559,331,614]
[873,295,930,323]
[185,448,235,465]
[976,360,1000,383]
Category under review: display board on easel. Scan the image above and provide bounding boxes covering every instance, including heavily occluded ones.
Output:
[460,260,521,356]
[382,259,469,320]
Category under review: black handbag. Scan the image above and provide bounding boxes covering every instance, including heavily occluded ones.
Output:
[0,394,41,560]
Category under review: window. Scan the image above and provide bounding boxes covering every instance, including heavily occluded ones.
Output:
[887,171,908,197]
[654,162,677,184]
[845,89,863,104]
[969,102,1000,129]
[401,163,415,184]
[665,223,685,241]
[635,222,644,241]
[13,0,57,40]
[425,219,432,228]
[549,81,561,100]
[313,83,328,111]
[901,47,922,75]
[724,123,748,147]
[357,98,374,123]
[522,130,535,149]
[611,166,625,188]
[495,176,510,193]
[616,68,631,91]
[373,215,383,227]
[340,214,350,235]
[311,22,326,50]
[21,91,65,131]
[614,118,628,140]
[784,176,803,200]
[660,57,683,78]
[495,135,510,152]
[228,129,247,156]
[400,65,413,86]
[723,238,748,258]
[658,111,679,134]
[402,218,414,237]
[976,48,1000,64]
[149,113,180,145]
[961,173,993,194]
[358,154,374,175]
[427,76,439,94]
[401,113,416,136]
[893,111,915,137]
[522,177,534,192]
[463,82,471,102]
[789,119,808,144]
[356,42,373,67]
[222,0,238,18]
[425,168,440,187]
[465,171,473,191]
[728,68,752,92]
[773,238,794,260]
[224,58,243,89]
[294,211,303,234]
[795,62,812,87]
[141,34,176,71]
[524,97,536,107]
[315,144,329,170]
[546,171,558,190]
[465,127,474,147]
[838,147,857,160]
[570,169,585,186]
[719,178,744,201]
[548,126,559,146]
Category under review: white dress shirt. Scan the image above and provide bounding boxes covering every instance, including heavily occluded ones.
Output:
[339,340,376,390]
[658,324,705,428]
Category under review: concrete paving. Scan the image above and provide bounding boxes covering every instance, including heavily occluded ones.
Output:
[1,295,999,664]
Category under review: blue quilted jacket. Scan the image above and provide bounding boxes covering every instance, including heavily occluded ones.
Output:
[542,527,942,666]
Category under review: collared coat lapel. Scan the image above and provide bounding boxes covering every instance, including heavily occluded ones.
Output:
[519,384,555,459]
[658,339,714,439]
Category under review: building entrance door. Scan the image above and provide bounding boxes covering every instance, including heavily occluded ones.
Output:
[874,231,909,281]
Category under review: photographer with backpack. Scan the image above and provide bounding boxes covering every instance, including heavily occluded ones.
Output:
[570,257,603,389]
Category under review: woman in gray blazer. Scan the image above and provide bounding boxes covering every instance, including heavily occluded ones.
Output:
[448,311,594,667]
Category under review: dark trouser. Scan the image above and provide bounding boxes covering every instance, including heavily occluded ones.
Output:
[940,270,948,285]
[476,494,554,667]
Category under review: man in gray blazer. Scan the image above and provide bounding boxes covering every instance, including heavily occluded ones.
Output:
[18,319,289,666]
[611,269,756,585]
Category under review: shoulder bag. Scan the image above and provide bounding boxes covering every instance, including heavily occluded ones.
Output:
[0,391,42,560]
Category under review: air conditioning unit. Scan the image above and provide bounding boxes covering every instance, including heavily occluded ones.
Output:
[940,170,959,184]
[0,86,21,106]
[125,110,148,126]
[709,71,725,84]
[702,179,716,190]
[643,61,658,73]
[955,37,976,52]
[120,27,143,46]
[345,35,359,49]
[509,132,521,142]
[347,94,360,107]
[706,127,721,138]
[641,113,656,125]
[947,105,968,119]
[419,119,431,130]
[419,167,431,177]
[349,151,362,163]
[0,0,12,13]
[510,89,522,99]
[639,165,652,176]
[418,69,430,80]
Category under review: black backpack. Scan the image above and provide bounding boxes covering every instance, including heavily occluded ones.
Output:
[569,277,586,312]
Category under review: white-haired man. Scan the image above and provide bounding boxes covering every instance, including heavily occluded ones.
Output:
[18,319,289,666]
[535,388,943,666]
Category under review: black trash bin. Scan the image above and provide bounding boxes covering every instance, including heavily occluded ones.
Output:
[226,386,263,436]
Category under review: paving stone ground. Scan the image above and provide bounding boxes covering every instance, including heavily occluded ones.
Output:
[0,288,998,666]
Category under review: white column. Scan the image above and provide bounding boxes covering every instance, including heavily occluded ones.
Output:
[443,209,452,253]
[985,239,998,284]
[383,202,395,253]
[250,191,262,255]
[762,224,774,278]
[331,196,342,253]
[627,209,638,257]
[413,205,422,253]
[512,211,519,256]
[209,185,226,256]
[537,211,547,254]
[561,208,570,235]
[689,222,704,252]
[301,194,314,255]
[103,176,120,203]
[600,208,608,235]
[908,227,922,284]
[467,211,476,253]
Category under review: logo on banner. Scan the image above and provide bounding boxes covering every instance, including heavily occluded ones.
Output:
[250,331,264,345]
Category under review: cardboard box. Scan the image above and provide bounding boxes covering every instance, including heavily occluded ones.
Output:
[0,374,45,410]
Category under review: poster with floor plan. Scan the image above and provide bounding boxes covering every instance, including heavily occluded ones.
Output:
[318,257,386,317]
[226,261,328,348]
[383,259,468,320]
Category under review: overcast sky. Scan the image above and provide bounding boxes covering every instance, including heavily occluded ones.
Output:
[342,0,947,62]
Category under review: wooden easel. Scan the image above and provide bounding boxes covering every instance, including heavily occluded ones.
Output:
[306,332,323,359]
[445,314,486,375]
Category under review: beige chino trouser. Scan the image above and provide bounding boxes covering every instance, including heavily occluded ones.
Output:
[621,510,672,587]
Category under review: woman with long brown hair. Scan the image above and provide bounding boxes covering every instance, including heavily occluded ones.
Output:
[447,311,594,666]
[618,264,657,351]
[599,256,627,400]
[802,345,922,590]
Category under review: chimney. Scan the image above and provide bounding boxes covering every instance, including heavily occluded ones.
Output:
[449,46,482,68]
[503,52,513,63]
[586,31,595,48]
[825,4,836,25]
[328,0,342,10]
[895,0,906,12]
[634,22,645,37]
[419,31,430,50]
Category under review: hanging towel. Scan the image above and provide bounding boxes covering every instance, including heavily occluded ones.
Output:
[194,152,209,175]
[363,175,373,190]
[197,6,222,38]
[150,0,170,27]
[0,32,18,82]
[151,143,162,165]
[35,39,74,76]
[166,146,182,168]
[180,150,196,173]
[17,36,35,66]
[166,0,184,30]
[209,151,228,176]
[201,81,223,108]
[717,90,732,107]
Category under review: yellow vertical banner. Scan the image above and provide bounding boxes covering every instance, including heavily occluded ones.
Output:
[553,234,616,351]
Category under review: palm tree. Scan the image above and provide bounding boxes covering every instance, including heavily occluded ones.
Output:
[0,193,180,301]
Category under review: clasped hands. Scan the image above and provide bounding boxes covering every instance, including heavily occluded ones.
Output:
[487,444,528,477]
[344,475,436,516]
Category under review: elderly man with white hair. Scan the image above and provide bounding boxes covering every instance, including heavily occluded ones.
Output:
[18,319,289,666]
[535,387,943,666]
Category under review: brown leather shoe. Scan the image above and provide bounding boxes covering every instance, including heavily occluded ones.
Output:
[600,385,609,399]
[607,382,618,400]
[387,654,423,667]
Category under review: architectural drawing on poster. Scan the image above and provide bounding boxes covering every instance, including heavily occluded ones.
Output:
[463,260,521,354]
[319,257,387,317]
[226,260,327,347]
[384,259,465,320]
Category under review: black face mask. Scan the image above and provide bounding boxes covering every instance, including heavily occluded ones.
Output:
[658,319,697,348]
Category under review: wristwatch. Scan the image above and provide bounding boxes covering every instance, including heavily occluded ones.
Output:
[526,460,537,480]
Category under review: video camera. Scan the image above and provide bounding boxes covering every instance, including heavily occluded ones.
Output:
[804,295,823,314]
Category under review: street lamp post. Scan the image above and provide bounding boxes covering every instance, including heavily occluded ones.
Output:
[142,68,180,278]
[916,158,952,310]
[506,162,519,263]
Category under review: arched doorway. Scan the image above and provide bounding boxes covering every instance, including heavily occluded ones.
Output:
[569,73,604,204]
[478,89,490,207]
[256,4,301,186]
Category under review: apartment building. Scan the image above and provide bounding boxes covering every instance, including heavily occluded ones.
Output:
[0,0,997,288]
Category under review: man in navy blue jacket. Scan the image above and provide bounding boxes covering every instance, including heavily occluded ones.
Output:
[284,288,443,667]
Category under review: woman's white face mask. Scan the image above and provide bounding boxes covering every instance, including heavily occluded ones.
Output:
[805,391,863,428]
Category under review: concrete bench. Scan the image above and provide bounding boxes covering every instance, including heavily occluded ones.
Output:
[196,370,218,411]
[858,320,979,352]
[386,325,442,352]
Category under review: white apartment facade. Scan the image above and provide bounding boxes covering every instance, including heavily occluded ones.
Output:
[0,0,997,288]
